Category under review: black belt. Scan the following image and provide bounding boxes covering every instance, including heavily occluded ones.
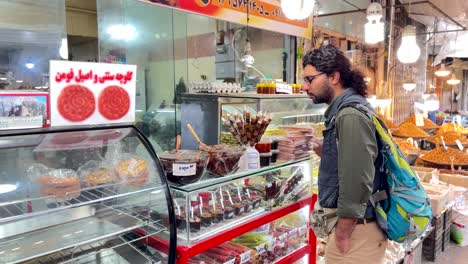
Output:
[356,218,376,225]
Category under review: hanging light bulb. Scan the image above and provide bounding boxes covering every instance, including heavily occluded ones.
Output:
[434,63,451,77]
[447,73,461,85]
[281,0,315,20]
[364,3,384,44]
[397,26,421,64]
[424,93,440,111]
[402,67,416,91]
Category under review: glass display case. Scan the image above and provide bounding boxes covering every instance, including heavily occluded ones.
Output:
[168,158,312,244]
[0,125,176,263]
[189,207,310,264]
[180,93,326,150]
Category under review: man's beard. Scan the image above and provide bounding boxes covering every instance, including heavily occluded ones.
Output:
[312,80,334,104]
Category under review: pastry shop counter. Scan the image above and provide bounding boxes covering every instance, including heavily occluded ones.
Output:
[0,125,177,263]
[169,157,313,244]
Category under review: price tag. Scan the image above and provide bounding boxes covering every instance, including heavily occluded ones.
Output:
[267,237,275,252]
[406,137,414,145]
[441,136,448,150]
[255,244,266,254]
[276,83,293,94]
[223,259,236,264]
[298,225,308,236]
[240,251,251,263]
[415,114,424,127]
[456,140,464,151]
[278,233,288,247]
[173,163,196,176]
[289,228,298,238]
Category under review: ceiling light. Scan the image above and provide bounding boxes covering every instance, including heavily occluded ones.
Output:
[16,80,23,83]
[434,63,451,77]
[0,184,17,194]
[59,38,68,59]
[107,24,137,41]
[0,77,7,81]
[365,3,384,44]
[397,26,421,64]
[424,93,440,111]
[402,68,416,91]
[281,0,315,20]
[25,61,34,69]
[447,73,461,85]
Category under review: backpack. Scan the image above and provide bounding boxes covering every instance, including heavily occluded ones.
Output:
[335,103,433,247]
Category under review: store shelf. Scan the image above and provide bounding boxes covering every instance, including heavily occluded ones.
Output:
[273,244,312,264]
[169,157,310,192]
[0,180,164,225]
[0,204,166,264]
[182,93,308,100]
[142,195,314,263]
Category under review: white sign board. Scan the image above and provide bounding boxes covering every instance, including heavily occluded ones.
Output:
[50,60,136,127]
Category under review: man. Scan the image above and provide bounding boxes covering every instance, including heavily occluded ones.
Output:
[302,45,387,263]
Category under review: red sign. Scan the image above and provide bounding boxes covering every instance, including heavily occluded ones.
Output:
[139,0,312,38]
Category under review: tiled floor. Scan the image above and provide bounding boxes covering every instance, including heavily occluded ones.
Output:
[421,242,468,264]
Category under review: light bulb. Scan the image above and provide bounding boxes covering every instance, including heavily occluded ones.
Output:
[447,73,461,85]
[434,63,451,77]
[0,184,16,194]
[107,24,137,41]
[281,0,315,20]
[403,82,416,91]
[397,26,421,64]
[424,93,440,111]
[365,3,384,44]
[59,38,68,59]
[25,62,34,69]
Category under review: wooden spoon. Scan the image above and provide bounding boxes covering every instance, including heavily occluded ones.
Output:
[175,135,181,151]
[186,123,208,150]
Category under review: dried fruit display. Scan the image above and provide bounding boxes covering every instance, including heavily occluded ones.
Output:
[402,114,439,129]
[420,147,468,165]
[392,122,430,138]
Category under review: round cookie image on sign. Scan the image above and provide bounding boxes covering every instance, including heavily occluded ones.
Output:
[98,85,130,120]
[58,85,96,122]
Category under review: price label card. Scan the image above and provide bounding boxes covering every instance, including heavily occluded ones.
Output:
[406,137,414,145]
[289,228,298,238]
[278,233,288,247]
[240,251,252,263]
[223,259,236,264]
[456,140,464,151]
[415,114,424,127]
[276,83,293,94]
[255,244,266,254]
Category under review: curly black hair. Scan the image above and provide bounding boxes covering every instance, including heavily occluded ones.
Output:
[302,45,368,97]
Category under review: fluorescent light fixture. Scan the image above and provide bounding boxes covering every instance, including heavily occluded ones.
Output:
[16,80,23,83]
[107,24,137,41]
[0,184,17,194]
[0,77,7,81]
[397,26,421,64]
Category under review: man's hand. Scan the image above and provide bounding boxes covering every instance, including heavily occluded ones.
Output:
[310,137,323,157]
[334,217,357,255]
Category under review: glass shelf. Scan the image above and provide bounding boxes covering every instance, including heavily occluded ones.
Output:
[0,201,167,263]
[169,157,311,193]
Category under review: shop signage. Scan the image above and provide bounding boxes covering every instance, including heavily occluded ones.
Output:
[138,0,312,38]
[0,92,49,130]
[50,61,137,127]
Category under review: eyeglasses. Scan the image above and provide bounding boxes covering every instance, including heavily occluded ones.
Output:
[303,72,325,84]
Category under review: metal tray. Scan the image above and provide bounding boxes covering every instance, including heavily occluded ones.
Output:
[0,206,144,264]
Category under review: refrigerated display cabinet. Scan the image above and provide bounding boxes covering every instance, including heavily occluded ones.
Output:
[0,125,176,264]
[142,157,317,264]
[180,93,326,150]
